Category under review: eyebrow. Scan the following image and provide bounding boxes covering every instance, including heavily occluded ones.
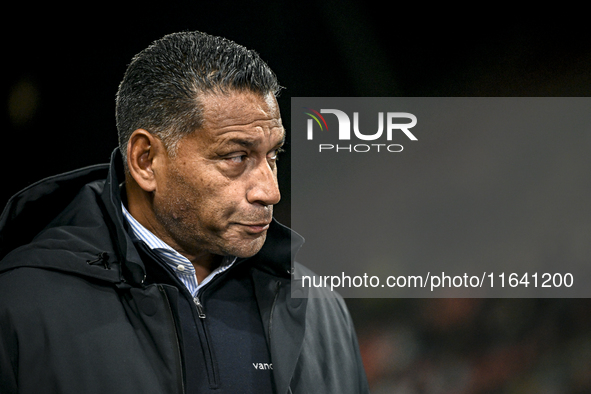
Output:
[226,138,258,149]
[224,132,285,149]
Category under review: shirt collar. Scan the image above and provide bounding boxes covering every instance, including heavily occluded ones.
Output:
[120,203,236,294]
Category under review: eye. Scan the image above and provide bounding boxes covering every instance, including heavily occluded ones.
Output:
[269,147,285,161]
[226,154,247,164]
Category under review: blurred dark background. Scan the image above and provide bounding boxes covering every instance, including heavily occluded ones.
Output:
[3,3,591,393]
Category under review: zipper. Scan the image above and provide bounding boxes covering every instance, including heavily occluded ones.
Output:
[138,242,221,388]
[191,290,219,387]
[190,269,237,386]
[188,266,242,388]
[192,295,206,318]
[158,285,185,394]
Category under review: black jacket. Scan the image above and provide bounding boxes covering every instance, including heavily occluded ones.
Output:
[0,149,369,394]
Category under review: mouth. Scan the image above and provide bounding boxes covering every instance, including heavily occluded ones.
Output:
[236,221,271,234]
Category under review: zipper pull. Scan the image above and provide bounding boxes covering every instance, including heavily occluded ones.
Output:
[87,252,110,269]
[193,295,206,319]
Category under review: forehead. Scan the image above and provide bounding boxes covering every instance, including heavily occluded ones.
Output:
[198,90,284,142]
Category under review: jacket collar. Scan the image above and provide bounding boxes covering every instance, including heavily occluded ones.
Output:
[99,149,147,285]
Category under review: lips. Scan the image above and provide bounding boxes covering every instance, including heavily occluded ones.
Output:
[236,221,271,234]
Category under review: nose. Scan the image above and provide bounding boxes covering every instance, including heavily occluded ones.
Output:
[246,160,281,206]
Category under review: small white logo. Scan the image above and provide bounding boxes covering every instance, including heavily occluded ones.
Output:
[253,362,273,370]
[306,109,417,141]
[304,107,417,153]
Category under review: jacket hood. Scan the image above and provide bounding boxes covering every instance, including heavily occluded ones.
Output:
[0,149,304,284]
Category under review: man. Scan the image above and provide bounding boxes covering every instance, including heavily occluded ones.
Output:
[0,31,369,393]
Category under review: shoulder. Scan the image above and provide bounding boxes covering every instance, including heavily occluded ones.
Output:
[289,263,370,393]
[0,248,120,326]
[0,266,93,316]
[0,221,121,290]
[293,262,355,332]
[0,266,74,335]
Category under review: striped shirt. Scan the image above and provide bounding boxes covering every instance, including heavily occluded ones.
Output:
[121,204,236,296]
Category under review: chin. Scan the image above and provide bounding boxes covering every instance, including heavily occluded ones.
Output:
[225,234,267,258]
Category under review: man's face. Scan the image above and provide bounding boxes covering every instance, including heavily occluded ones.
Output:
[152,90,284,259]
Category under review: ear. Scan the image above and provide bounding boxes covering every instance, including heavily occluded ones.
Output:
[127,129,166,193]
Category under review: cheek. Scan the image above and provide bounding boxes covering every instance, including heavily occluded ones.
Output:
[199,192,241,224]
[167,180,237,225]
[164,163,247,220]
[155,170,202,219]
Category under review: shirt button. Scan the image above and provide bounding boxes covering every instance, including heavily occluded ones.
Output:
[177,265,185,272]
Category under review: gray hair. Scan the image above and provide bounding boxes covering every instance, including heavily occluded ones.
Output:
[115,31,281,167]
